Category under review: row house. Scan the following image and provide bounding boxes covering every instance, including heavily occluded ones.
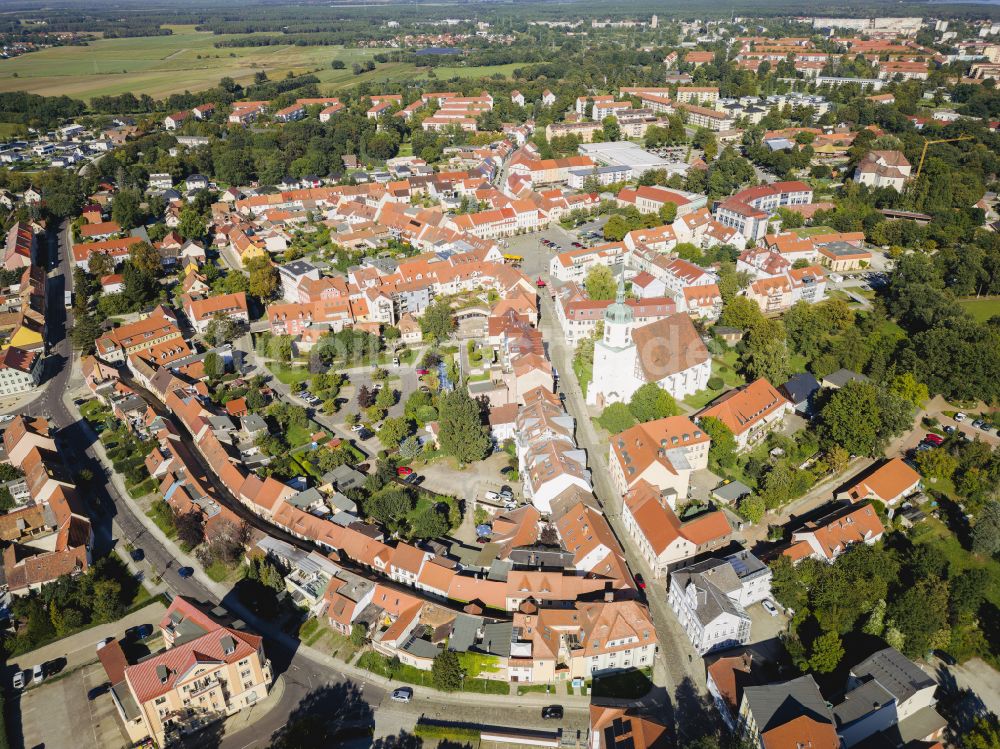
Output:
[94,306,184,363]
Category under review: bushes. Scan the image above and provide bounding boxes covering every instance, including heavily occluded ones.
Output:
[707,376,724,391]
[413,725,481,741]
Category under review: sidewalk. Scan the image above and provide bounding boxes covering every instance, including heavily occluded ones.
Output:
[221,673,286,733]
[10,600,167,675]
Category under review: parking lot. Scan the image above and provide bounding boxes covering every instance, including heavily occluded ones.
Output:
[504,223,608,280]
[15,661,125,749]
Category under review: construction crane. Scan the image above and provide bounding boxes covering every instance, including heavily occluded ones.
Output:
[915,135,974,178]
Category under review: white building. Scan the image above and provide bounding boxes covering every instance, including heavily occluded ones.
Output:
[667,551,771,654]
[0,347,42,395]
[587,280,711,408]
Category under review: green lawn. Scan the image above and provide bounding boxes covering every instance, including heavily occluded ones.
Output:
[685,350,746,409]
[204,560,237,583]
[792,225,837,238]
[910,518,1000,607]
[268,363,313,386]
[146,501,177,539]
[958,297,1000,323]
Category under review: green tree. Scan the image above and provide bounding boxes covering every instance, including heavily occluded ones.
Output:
[0,486,15,512]
[818,381,913,458]
[92,578,126,623]
[972,501,1000,557]
[740,327,789,384]
[178,207,205,240]
[658,202,678,224]
[246,256,279,300]
[719,295,764,331]
[438,388,490,464]
[601,115,621,142]
[111,187,143,231]
[585,265,617,301]
[597,402,637,434]
[862,599,887,636]
[914,448,958,482]
[366,488,414,526]
[740,494,765,523]
[888,372,929,408]
[700,416,737,469]
[888,577,949,657]
[808,631,844,674]
[431,649,464,691]
[350,622,367,646]
[628,383,679,423]
[603,214,629,241]
[378,417,413,451]
[205,314,240,346]
[409,504,450,539]
[964,714,1000,749]
[420,300,455,342]
[202,351,224,380]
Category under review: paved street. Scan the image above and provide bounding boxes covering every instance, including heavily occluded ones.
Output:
[536,288,707,717]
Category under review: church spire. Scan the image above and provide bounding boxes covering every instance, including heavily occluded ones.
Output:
[603,265,634,328]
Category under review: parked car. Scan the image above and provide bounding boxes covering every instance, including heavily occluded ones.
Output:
[96,637,113,651]
[762,600,778,617]
[943,425,956,434]
[392,357,400,367]
[923,433,944,447]
[955,412,967,422]
[396,466,413,477]
[634,573,646,590]
[416,368,430,375]
[32,664,44,684]
[12,671,24,690]
[126,624,153,640]
[542,705,564,720]
[351,424,364,432]
[177,567,194,579]
[391,687,413,703]
[88,682,111,701]
[972,419,984,429]
[130,548,144,562]
[484,490,501,502]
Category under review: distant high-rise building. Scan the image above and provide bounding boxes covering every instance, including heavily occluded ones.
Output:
[651,14,659,28]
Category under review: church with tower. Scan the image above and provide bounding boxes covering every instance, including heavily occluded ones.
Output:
[587,277,712,409]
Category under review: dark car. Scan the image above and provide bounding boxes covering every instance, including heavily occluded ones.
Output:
[634,573,646,590]
[177,567,194,579]
[130,548,144,562]
[88,682,111,701]
[542,705,564,720]
[126,624,154,640]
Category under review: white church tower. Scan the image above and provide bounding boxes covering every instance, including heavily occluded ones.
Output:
[587,274,643,408]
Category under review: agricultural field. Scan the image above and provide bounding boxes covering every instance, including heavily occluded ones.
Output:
[0,25,398,101]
